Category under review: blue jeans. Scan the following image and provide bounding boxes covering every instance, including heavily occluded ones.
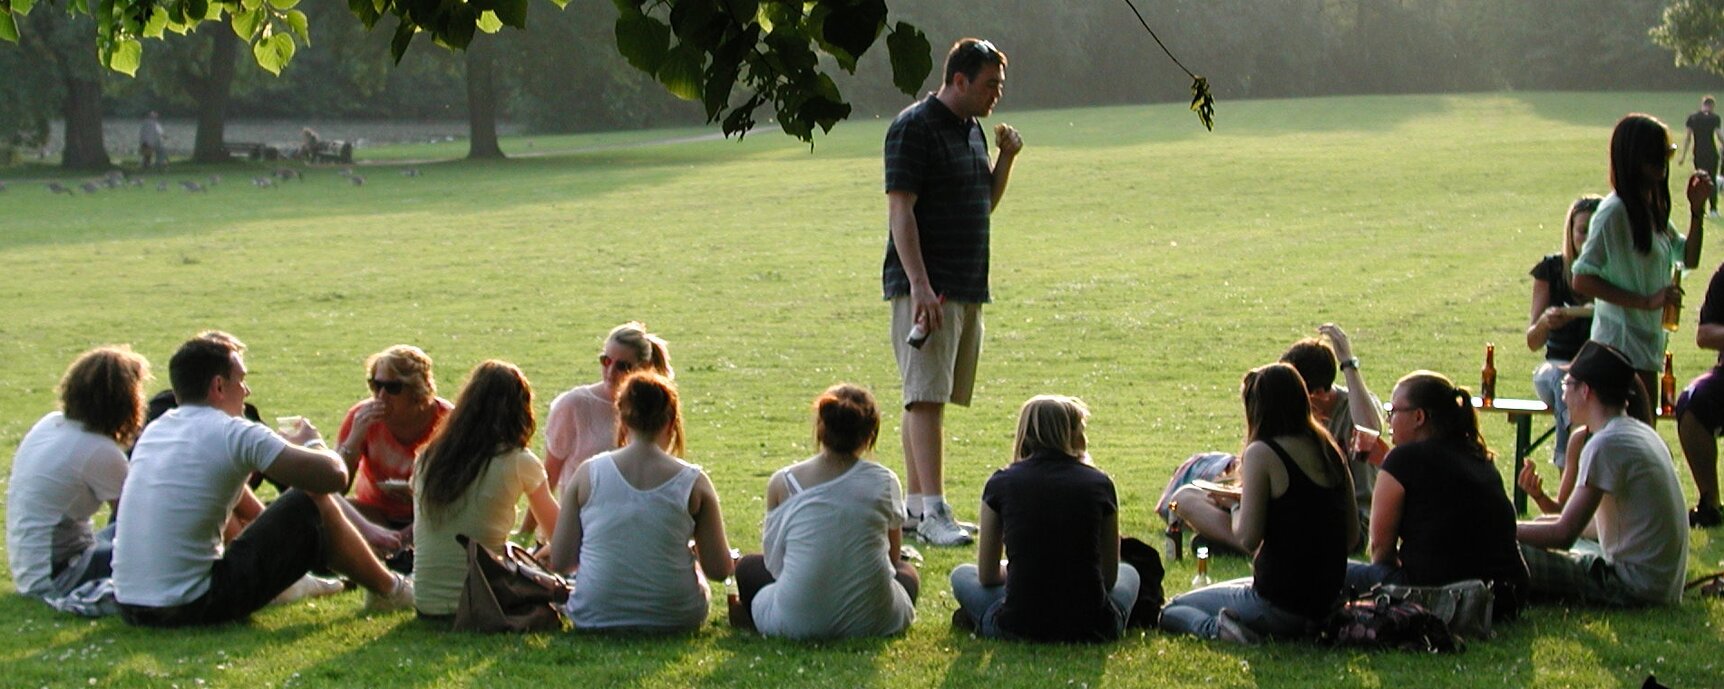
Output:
[1159,576,1318,640]
[1532,359,1572,467]
[1343,561,1407,592]
[949,563,1140,639]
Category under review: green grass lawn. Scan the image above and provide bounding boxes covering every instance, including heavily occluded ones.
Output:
[1,91,1720,688]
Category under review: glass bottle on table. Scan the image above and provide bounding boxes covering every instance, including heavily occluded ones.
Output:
[1662,352,1678,418]
[1481,343,1497,408]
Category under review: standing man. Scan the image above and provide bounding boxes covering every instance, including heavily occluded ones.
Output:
[1517,341,1689,606]
[112,332,414,627]
[1679,95,1721,218]
[139,111,165,171]
[883,38,1022,546]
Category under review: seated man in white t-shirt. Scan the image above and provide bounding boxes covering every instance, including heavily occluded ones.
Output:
[1517,341,1690,606]
[113,332,415,626]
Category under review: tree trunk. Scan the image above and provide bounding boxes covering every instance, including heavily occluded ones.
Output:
[191,30,239,164]
[466,35,504,160]
[60,74,110,170]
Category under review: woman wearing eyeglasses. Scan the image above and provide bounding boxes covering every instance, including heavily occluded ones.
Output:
[1346,371,1528,621]
[335,344,452,565]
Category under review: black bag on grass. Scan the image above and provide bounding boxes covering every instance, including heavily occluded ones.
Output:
[1119,537,1166,628]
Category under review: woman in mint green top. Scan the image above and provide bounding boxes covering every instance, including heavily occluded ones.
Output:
[1572,114,1712,398]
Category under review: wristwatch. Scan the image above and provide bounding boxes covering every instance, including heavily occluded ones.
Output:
[1339,357,1360,371]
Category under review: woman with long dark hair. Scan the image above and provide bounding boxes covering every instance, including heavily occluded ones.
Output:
[410,361,559,620]
[1572,114,1712,402]
[1528,195,1601,468]
[1160,363,1357,643]
[1346,371,1529,620]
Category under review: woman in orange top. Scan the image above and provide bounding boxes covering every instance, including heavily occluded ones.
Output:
[335,345,452,566]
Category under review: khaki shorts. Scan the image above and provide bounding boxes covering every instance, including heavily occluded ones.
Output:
[891,297,982,407]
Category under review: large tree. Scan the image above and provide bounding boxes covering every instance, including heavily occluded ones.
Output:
[1656,0,1724,75]
[11,8,110,169]
[1,0,933,143]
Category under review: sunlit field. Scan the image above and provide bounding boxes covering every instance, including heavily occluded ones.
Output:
[1,91,1719,688]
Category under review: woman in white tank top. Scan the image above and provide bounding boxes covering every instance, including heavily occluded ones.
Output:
[547,372,732,632]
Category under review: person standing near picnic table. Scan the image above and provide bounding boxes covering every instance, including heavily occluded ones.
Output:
[883,36,1022,546]
[1678,95,1721,218]
[1572,113,1711,412]
[1674,260,1724,528]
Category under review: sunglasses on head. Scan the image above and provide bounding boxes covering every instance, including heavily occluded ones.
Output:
[600,354,638,373]
[970,39,997,58]
[368,378,407,395]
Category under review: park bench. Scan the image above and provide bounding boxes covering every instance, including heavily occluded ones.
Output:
[303,140,354,164]
[222,142,281,161]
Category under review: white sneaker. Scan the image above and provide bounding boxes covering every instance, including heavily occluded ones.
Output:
[272,574,345,606]
[917,503,975,546]
[363,573,415,613]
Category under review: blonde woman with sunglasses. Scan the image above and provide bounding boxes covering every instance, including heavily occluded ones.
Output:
[334,345,451,565]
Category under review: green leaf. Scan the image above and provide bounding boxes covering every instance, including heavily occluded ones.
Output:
[656,42,704,101]
[142,6,168,37]
[720,0,756,25]
[493,0,526,29]
[240,0,261,12]
[12,0,35,17]
[284,9,308,43]
[0,11,17,42]
[230,5,259,38]
[109,37,142,76]
[266,0,296,9]
[475,10,501,33]
[818,0,883,73]
[668,0,721,51]
[614,9,669,74]
[885,22,930,96]
[390,17,415,63]
[252,30,294,74]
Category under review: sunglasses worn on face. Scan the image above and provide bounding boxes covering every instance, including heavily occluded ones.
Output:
[368,378,406,395]
[600,354,637,373]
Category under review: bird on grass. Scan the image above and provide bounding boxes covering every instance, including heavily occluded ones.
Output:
[179,181,206,192]
[253,177,276,189]
[402,168,420,177]
[349,175,366,187]
[79,182,102,194]
[47,182,73,195]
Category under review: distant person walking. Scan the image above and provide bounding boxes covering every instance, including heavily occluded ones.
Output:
[138,112,165,171]
[1679,96,1722,217]
[883,37,1023,546]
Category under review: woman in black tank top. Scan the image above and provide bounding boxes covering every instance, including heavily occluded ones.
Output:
[1160,363,1358,642]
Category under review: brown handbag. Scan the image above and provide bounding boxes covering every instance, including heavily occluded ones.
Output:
[452,534,570,633]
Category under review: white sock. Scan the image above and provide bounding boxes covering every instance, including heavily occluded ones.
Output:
[924,495,948,517]
[906,493,925,518]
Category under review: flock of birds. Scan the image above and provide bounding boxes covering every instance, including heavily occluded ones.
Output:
[1,166,424,196]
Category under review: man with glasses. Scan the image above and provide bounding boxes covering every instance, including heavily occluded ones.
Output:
[113,332,416,626]
[883,37,1022,546]
[1516,340,1689,606]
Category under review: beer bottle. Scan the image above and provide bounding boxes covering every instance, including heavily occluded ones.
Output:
[1662,352,1678,418]
[1164,503,1184,562]
[1191,546,1212,588]
[1481,343,1497,408]
[1664,263,1685,332]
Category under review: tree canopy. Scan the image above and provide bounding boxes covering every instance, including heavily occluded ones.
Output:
[1654,0,1724,76]
[0,0,934,142]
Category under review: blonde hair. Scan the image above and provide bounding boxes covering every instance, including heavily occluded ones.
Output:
[1012,395,1089,462]
[607,322,672,378]
[366,344,435,397]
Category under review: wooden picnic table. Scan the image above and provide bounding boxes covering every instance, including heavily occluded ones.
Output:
[1384,396,1555,515]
